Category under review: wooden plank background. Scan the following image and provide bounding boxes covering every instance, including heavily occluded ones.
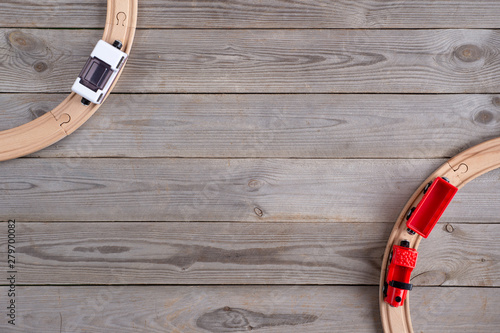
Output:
[0,1,499,332]
[3,29,500,93]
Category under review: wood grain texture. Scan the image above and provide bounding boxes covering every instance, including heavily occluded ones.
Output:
[3,0,500,29]
[0,286,497,332]
[0,222,497,286]
[1,2,499,331]
[415,223,500,287]
[2,94,500,159]
[3,29,500,93]
[1,158,500,223]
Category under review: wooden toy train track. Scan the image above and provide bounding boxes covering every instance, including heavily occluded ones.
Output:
[0,0,137,161]
[380,137,500,332]
[1,1,497,330]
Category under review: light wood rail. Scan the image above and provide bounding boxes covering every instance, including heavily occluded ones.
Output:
[380,137,500,332]
[0,0,137,161]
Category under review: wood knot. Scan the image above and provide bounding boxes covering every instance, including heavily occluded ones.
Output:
[196,307,317,332]
[8,30,39,52]
[248,179,261,188]
[473,110,494,125]
[492,97,500,107]
[445,223,454,233]
[28,107,48,119]
[254,207,263,217]
[454,44,483,63]
[33,61,48,73]
[247,179,264,191]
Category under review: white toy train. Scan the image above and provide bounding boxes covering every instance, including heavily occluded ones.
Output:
[72,40,128,105]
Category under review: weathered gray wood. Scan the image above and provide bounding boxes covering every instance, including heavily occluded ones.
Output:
[415,223,500,287]
[3,29,500,93]
[0,285,497,332]
[1,221,497,286]
[0,2,497,331]
[1,158,500,223]
[2,1,500,29]
[2,94,500,159]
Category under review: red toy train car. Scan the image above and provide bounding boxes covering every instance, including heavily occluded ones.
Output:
[384,177,457,307]
[406,177,458,238]
[383,240,418,307]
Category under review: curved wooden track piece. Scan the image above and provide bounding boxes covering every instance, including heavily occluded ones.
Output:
[0,0,137,161]
[380,136,500,332]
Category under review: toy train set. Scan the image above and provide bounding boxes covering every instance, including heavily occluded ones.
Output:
[0,2,496,332]
[379,138,500,332]
[0,0,137,162]
[382,177,458,307]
